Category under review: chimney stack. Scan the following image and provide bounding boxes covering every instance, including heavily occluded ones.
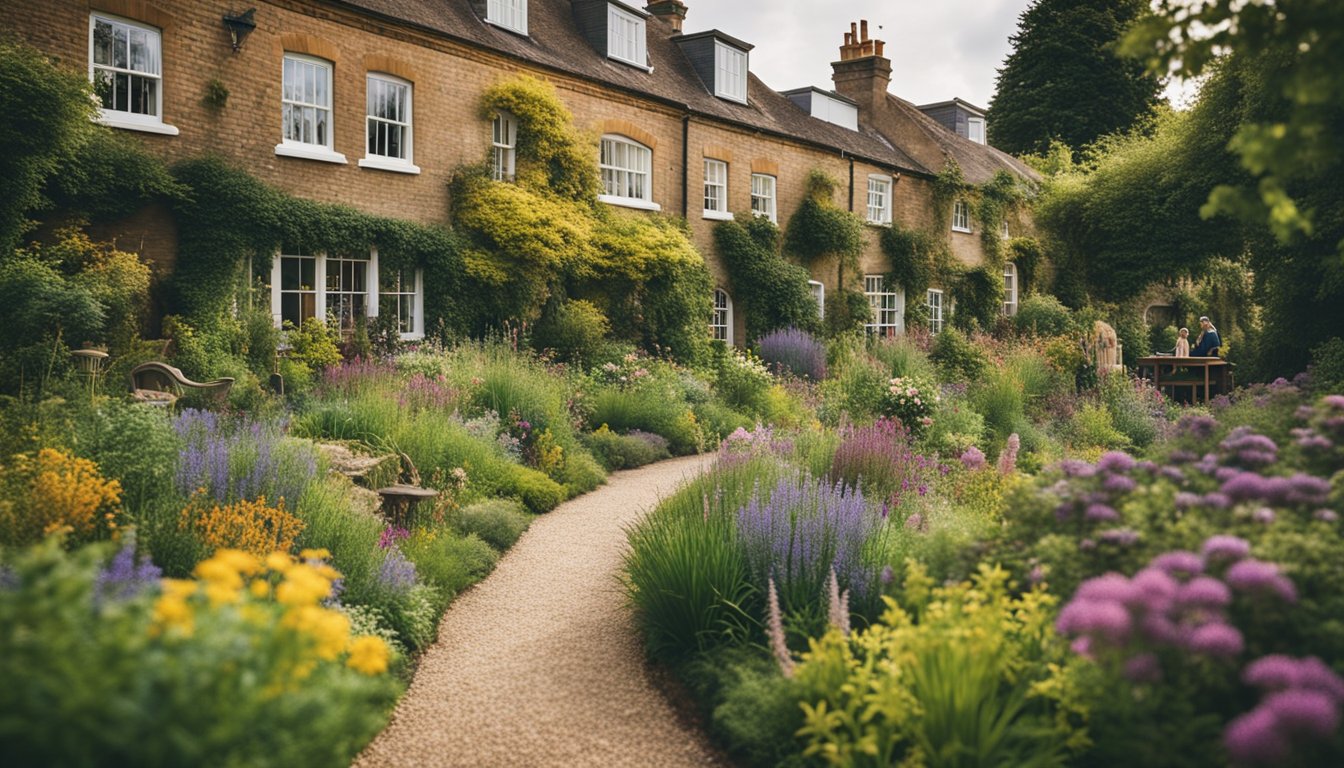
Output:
[645,1,688,33]
[832,19,891,114]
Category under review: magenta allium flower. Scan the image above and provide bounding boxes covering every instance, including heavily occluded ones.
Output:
[1262,690,1340,737]
[1099,528,1140,547]
[1251,507,1277,524]
[1079,538,1097,551]
[1225,559,1298,602]
[1315,508,1340,523]
[1215,466,1242,483]
[1187,622,1244,657]
[1135,460,1158,474]
[1202,535,1251,563]
[1102,474,1138,494]
[1056,458,1097,478]
[1097,451,1137,474]
[1076,573,1138,604]
[1055,599,1132,643]
[1140,613,1184,645]
[1151,550,1203,577]
[1173,492,1202,510]
[1176,576,1232,608]
[1323,394,1344,410]
[1225,707,1290,765]
[1159,467,1187,482]
[1085,503,1119,522]
[1129,568,1178,608]
[1286,474,1331,505]
[959,445,987,471]
[1244,655,1309,691]
[1124,652,1163,683]
[1202,492,1232,509]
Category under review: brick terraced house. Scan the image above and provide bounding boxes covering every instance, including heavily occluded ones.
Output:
[13,0,1035,344]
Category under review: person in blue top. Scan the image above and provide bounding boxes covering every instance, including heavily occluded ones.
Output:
[1191,316,1222,356]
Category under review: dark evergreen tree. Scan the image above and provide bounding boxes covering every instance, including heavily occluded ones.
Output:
[987,0,1162,156]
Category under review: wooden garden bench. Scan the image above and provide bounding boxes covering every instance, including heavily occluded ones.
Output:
[129,361,234,407]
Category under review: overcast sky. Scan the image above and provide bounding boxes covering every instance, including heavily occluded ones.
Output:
[685,0,1033,109]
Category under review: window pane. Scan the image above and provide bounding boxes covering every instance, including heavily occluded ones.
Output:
[93,20,113,66]
[113,25,128,68]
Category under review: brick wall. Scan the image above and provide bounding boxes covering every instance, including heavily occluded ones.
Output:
[16,0,997,338]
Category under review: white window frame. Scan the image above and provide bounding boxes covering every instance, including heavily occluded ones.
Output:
[952,200,972,233]
[598,134,660,210]
[864,275,902,336]
[379,264,425,340]
[1003,262,1018,317]
[606,4,648,70]
[492,111,517,182]
[276,53,347,164]
[968,116,986,145]
[866,175,892,226]
[271,248,422,338]
[808,280,825,320]
[751,173,777,223]
[927,289,945,333]
[703,159,732,220]
[714,42,748,104]
[485,0,528,35]
[712,289,734,345]
[360,73,419,174]
[88,13,178,135]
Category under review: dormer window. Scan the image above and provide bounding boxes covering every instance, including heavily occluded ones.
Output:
[485,0,527,35]
[714,42,747,103]
[607,4,647,68]
[968,116,986,145]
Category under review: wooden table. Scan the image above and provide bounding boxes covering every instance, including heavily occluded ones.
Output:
[375,484,439,527]
[1136,356,1234,404]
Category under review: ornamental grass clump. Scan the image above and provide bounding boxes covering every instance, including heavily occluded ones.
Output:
[757,327,827,380]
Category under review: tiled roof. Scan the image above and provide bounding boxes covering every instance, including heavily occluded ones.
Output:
[333,0,1030,181]
[885,94,1039,184]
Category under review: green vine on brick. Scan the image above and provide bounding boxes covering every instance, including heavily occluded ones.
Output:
[479,75,599,203]
[714,215,820,342]
[975,170,1026,266]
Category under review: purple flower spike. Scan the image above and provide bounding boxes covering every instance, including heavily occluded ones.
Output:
[1187,622,1244,657]
[1151,550,1203,577]
[1202,535,1251,563]
[1225,708,1291,765]
[1262,690,1339,737]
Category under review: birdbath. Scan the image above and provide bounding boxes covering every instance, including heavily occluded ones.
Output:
[375,484,439,528]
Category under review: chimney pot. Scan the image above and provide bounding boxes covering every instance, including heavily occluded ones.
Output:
[860,20,868,42]
[875,40,884,56]
[646,1,688,33]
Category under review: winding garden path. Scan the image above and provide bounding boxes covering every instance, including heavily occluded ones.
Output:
[355,454,727,768]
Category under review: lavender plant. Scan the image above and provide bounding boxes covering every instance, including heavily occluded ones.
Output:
[173,409,317,506]
[757,327,827,380]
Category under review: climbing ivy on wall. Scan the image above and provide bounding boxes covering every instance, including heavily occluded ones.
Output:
[455,75,712,360]
[975,170,1026,265]
[171,158,467,334]
[950,265,1004,332]
[714,215,820,342]
[880,223,948,330]
[783,170,867,333]
[1006,235,1044,296]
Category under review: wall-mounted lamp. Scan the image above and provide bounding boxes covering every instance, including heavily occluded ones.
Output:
[223,8,257,53]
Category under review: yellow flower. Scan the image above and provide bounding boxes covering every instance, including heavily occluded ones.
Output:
[249,579,271,599]
[151,594,195,636]
[275,563,331,607]
[213,548,261,576]
[194,558,244,590]
[266,552,295,573]
[160,578,199,600]
[300,548,331,560]
[205,582,242,607]
[346,635,391,676]
[282,605,351,660]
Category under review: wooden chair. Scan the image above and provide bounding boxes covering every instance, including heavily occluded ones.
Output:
[129,362,234,407]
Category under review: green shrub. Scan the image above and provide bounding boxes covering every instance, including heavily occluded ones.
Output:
[930,327,989,383]
[286,317,343,372]
[589,387,702,455]
[692,400,754,445]
[582,426,672,470]
[1097,371,1161,448]
[713,347,773,416]
[1013,294,1074,337]
[923,396,987,456]
[869,335,937,381]
[451,499,531,550]
[402,530,499,598]
[971,368,1028,447]
[1065,401,1129,449]
[556,446,606,496]
[509,464,566,513]
[532,299,610,366]
[818,357,887,423]
[695,648,806,768]
[1309,337,1344,393]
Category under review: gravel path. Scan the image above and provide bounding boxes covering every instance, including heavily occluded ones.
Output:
[355,454,727,768]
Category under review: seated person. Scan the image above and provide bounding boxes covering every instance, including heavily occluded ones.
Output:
[1175,327,1190,357]
[1191,316,1222,356]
